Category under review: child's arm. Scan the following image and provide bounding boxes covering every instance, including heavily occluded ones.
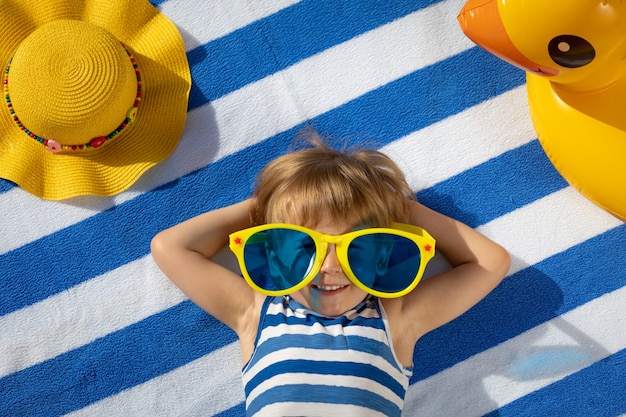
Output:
[150,199,263,338]
[400,200,511,338]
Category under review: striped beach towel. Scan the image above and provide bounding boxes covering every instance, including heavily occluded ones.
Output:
[1,0,625,416]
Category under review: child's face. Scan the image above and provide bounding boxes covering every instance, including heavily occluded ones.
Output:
[288,217,369,317]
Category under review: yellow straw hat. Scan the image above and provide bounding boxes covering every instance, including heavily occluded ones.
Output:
[0,0,191,200]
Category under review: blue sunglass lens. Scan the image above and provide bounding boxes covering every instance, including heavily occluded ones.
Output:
[243,228,316,292]
[348,233,421,293]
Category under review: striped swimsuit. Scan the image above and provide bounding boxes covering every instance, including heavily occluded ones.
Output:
[242,295,413,416]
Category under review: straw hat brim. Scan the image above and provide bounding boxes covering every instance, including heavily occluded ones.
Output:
[0,0,191,199]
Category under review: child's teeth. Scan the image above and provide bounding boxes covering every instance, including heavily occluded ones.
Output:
[318,285,343,291]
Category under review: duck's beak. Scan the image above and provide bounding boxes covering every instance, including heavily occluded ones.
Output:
[457,0,558,76]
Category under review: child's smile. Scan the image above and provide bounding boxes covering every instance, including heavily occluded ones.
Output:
[290,218,369,317]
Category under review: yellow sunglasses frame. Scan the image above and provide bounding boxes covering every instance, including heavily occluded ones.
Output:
[229,222,435,298]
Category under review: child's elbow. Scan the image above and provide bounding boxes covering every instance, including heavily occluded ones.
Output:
[490,245,511,284]
[150,231,169,266]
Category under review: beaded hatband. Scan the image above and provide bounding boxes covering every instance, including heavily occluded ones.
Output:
[3,44,142,154]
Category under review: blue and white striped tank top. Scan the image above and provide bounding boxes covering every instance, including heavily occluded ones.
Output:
[242,295,413,416]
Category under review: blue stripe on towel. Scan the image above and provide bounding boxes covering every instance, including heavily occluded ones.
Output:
[417,140,569,228]
[0,180,14,193]
[489,348,626,417]
[214,402,246,417]
[0,49,523,316]
[0,301,237,417]
[187,0,443,107]
[309,48,525,141]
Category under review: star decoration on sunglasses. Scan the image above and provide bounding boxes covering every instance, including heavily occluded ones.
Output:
[233,236,242,245]
[424,244,433,252]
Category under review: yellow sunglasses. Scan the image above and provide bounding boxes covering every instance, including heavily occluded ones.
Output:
[229,222,435,298]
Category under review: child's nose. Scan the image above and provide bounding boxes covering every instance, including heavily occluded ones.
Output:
[320,244,342,274]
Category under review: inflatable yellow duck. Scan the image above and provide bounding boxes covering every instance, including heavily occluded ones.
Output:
[458,0,626,221]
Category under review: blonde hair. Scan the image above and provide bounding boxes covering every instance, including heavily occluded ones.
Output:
[252,129,415,227]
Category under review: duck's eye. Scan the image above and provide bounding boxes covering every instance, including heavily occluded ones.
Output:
[548,35,595,68]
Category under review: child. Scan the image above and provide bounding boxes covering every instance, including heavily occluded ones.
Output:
[151,131,511,416]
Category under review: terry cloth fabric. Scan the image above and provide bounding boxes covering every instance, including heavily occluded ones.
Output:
[242,296,412,416]
[1,0,625,416]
